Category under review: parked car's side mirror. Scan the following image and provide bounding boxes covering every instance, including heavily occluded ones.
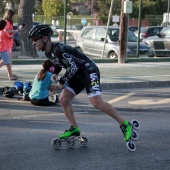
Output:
[157,32,166,38]
[157,32,165,38]
[157,32,161,37]
[101,38,108,43]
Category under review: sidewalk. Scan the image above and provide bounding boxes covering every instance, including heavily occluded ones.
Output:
[0,59,170,93]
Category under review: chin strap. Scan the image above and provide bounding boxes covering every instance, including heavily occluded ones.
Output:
[41,39,47,51]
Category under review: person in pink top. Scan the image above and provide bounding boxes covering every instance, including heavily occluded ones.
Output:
[0,20,18,80]
[3,9,23,78]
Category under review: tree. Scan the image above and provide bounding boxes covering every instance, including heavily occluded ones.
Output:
[132,0,156,18]
[97,0,121,17]
[35,2,44,15]
[18,0,38,58]
[42,0,66,17]
[155,0,168,15]
[131,0,167,19]
[87,0,98,15]
[89,0,168,20]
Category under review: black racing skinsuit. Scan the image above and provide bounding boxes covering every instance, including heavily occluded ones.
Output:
[45,43,101,95]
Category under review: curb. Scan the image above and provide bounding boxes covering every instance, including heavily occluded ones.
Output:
[1,81,170,95]
[100,81,170,90]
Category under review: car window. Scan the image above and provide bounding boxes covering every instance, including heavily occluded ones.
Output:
[153,28,160,34]
[108,29,119,41]
[148,27,162,35]
[82,28,95,39]
[148,28,153,34]
[127,31,137,42]
[129,27,138,33]
[108,28,137,42]
[140,27,148,33]
[95,28,106,40]
[158,27,163,31]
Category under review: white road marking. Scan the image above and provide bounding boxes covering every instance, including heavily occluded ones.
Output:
[129,98,170,105]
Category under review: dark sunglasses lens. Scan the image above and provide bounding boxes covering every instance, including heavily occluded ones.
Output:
[32,38,41,42]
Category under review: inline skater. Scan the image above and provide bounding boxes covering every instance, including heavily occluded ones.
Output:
[29,25,138,150]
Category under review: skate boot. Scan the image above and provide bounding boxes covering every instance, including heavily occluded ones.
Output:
[51,126,88,149]
[120,120,136,151]
[120,120,132,141]
[59,126,81,139]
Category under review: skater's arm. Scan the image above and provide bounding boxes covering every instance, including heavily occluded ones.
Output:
[59,53,78,85]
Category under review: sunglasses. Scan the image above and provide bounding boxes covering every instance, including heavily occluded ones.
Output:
[32,37,42,43]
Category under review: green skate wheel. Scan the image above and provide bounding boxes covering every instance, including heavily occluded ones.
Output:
[79,136,88,146]
[126,141,136,152]
[132,131,138,141]
[51,138,61,149]
[131,119,140,130]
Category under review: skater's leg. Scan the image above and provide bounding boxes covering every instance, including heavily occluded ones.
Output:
[89,95,133,141]
[59,89,81,139]
[89,95,124,125]
[59,89,78,127]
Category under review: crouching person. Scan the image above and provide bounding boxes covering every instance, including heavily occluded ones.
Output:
[29,60,59,106]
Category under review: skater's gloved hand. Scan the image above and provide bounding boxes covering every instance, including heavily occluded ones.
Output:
[56,82,64,89]
[51,74,58,82]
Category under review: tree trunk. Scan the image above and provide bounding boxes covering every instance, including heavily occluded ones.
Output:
[18,0,38,58]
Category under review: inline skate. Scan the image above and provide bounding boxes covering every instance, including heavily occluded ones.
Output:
[51,126,88,149]
[120,119,140,152]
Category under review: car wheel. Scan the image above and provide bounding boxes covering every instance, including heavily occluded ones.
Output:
[108,52,118,58]
[12,41,17,51]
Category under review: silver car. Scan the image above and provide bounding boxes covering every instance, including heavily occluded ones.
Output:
[142,27,170,57]
[134,26,163,40]
[75,26,154,58]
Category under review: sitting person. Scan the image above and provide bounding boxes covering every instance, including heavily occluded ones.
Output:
[29,60,59,106]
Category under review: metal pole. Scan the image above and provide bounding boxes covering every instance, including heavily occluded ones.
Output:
[125,13,129,62]
[167,0,170,26]
[91,0,93,16]
[101,0,114,59]
[64,0,68,44]
[136,0,142,58]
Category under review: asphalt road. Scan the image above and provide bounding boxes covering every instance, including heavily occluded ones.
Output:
[0,87,170,170]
